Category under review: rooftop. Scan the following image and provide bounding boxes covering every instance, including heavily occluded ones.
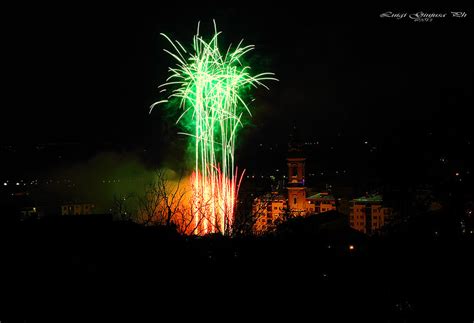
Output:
[352,194,383,203]
[307,192,335,201]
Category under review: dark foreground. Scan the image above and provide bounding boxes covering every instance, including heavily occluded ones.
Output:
[0,212,472,322]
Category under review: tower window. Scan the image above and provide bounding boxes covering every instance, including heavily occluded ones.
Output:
[294,197,297,205]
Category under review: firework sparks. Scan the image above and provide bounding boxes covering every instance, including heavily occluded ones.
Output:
[152,21,276,235]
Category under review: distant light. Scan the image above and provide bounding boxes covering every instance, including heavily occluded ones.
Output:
[16,182,19,186]
[455,172,460,176]
[3,182,6,186]
[349,245,355,251]
[364,141,368,144]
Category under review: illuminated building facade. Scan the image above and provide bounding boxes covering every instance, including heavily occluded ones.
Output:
[61,203,96,215]
[252,193,287,233]
[349,194,392,234]
[287,156,307,215]
[252,149,337,233]
[306,192,337,214]
[252,125,340,233]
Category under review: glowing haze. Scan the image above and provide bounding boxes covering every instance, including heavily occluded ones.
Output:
[152,21,276,235]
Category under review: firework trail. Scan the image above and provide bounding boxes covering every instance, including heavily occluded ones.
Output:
[152,20,276,235]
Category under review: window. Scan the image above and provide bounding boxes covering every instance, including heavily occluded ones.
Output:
[294,197,297,205]
[274,207,278,210]
[292,165,298,177]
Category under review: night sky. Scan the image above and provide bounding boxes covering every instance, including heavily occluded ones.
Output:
[3,4,472,151]
[2,6,473,318]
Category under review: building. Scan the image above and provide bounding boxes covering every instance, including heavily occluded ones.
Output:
[287,156,307,216]
[286,146,336,216]
[253,193,287,233]
[20,206,37,218]
[252,141,337,233]
[61,203,96,215]
[306,192,337,214]
[349,194,392,234]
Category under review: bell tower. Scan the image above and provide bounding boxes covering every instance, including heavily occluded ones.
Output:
[287,124,307,215]
[287,157,305,186]
[287,157,306,215]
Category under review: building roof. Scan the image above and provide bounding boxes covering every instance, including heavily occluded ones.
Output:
[351,194,383,203]
[307,192,335,201]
